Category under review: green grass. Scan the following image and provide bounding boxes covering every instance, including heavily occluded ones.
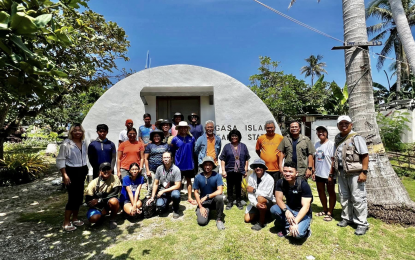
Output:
[16,178,415,260]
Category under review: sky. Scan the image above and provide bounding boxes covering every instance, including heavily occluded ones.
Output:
[87,0,398,88]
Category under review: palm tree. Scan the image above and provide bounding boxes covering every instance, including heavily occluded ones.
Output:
[300,55,328,86]
[289,0,415,223]
[366,0,415,93]
[388,0,415,74]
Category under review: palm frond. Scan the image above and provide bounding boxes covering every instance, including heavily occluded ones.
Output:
[367,22,389,36]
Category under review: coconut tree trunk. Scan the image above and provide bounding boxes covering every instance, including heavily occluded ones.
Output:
[389,0,415,73]
[311,74,314,86]
[343,0,415,224]
[395,39,402,95]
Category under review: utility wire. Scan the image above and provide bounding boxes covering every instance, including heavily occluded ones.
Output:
[252,0,410,67]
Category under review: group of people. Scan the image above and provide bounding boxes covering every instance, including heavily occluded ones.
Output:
[56,113,369,237]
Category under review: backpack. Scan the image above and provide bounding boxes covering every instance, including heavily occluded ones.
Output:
[141,197,157,218]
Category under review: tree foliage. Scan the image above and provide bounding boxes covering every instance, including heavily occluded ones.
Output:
[300,54,328,86]
[249,56,343,122]
[0,0,130,158]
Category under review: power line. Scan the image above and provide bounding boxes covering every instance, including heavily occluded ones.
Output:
[252,0,410,67]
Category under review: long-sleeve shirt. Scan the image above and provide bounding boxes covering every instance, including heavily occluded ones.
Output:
[247,172,274,208]
[56,139,88,169]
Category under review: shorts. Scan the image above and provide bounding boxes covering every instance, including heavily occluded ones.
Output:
[87,208,102,219]
[87,198,119,218]
[181,170,195,178]
[315,175,337,184]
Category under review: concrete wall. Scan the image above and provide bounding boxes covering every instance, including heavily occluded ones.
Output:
[82,65,279,174]
[381,108,415,143]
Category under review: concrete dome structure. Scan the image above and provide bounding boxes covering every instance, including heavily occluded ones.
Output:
[82,64,280,166]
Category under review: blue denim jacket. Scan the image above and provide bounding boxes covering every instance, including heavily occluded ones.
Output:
[194,134,222,164]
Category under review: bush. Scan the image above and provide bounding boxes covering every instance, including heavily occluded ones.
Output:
[0,153,49,185]
[4,138,50,152]
[376,111,410,151]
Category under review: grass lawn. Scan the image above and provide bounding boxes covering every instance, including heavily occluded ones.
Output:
[16,176,415,260]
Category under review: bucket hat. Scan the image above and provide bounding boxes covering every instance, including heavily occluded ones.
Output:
[149,129,164,142]
[188,113,200,121]
[199,156,216,168]
[172,112,184,122]
[175,121,191,131]
[250,158,268,170]
[160,119,172,128]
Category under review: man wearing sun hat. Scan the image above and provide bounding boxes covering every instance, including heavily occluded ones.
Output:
[244,158,275,231]
[119,119,136,145]
[85,162,121,230]
[171,121,196,204]
[331,115,369,235]
[193,156,225,230]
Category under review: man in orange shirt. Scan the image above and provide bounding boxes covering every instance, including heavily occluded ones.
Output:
[256,120,284,182]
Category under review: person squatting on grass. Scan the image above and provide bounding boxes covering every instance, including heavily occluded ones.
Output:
[244,159,275,231]
[57,123,88,232]
[194,156,225,230]
[220,129,250,210]
[119,163,145,218]
[271,161,313,239]
[146,151,182,219]
[332,115,369,236]
[85,162,121,230]
[313,126,336,221]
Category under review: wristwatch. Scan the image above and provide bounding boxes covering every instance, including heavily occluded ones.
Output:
[253,188,256,194]
[362,170,368,175]
[329,174,333,178]
[282,208,287,213]
[307,167,312,171]
[206,194,209,199]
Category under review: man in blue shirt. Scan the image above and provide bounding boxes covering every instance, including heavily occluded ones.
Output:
[188,113,204,141]
[139,113,156,147]
[88,124,117,179]
[193,156,225,230]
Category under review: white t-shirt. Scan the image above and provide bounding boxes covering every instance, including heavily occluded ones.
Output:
[314,140,335,179]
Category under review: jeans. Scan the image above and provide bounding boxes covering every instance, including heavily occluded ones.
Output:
[226,172,242,202]
[146,170,155,197]
[270,204,312,239]
[196,195,224,225]
[156,190,181,213]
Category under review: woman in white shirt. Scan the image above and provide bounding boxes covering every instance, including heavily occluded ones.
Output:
[56,124,88,231]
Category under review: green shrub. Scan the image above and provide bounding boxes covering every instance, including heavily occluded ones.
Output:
[4,138,50,152]
[376,111,410,151]
[0,153,49,185]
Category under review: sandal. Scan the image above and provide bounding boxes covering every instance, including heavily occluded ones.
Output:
[323,214,333,222]
[62,223,76,232]
[72,220,84,227]
[187,199,197,205]
[315,211,327,217]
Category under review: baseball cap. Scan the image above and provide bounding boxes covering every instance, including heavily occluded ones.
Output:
[337,115,352,124]
[99,162,111,171]
[316,126,328,132]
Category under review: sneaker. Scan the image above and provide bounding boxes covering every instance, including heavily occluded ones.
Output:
[354,225,369,236]
[109,221,117,230]
[307,229,312,238]
[216,220,225,230]
[337,219,350,227]
[236,201,243,210]
[251,223,265,231]
[173,212,180,219]
[226,201,233,210]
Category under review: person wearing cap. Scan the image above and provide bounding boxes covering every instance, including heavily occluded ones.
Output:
[119,162,145,218]
[155,119,164,130]
[270,161,313,239]
[255,120,284,182]
[144,130,170,197]
[146,151,182,219]
[160,119,173,144]
[332,115,369,235]
[278,121,315,180]
[119,119,136,145]
[88,124,117,179]
[313,126,336,221]
[219,129,250,210]
[193,156,225,230]
[56,123,88,232]
[188,113,204,141]
[85,162,122,230]
[194,120,221,172]
[139,113,156,148]
[244,159,275,231]
[171,121,196,204]
[171,112,184,137]
[117,128,144,179]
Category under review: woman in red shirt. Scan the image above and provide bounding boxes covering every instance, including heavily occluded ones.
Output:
[117,128,144,179]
